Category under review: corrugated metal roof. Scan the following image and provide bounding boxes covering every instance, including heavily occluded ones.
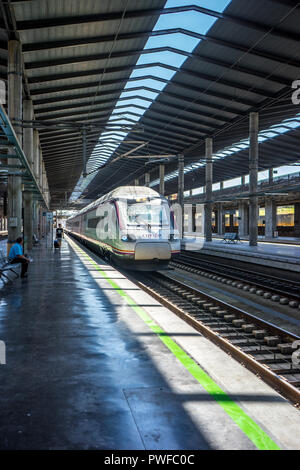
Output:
[85,0,300,202]
[0,0,165,206]
[0,0,299,208]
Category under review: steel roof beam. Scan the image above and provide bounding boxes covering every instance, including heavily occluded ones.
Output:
[25,43,300,77]
[29,67,275,102]
[16,5,300,44]
[39,102,232,127]
[24,29,291,87]
[34,92,242,118]
[33,84,258,110]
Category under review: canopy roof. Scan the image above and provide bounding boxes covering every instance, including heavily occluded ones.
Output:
[0,0,299,207]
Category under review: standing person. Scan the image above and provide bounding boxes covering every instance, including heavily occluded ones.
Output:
[56,223,64,248]
[8,236,30,278]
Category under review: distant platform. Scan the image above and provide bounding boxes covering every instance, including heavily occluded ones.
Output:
[181,236,300,273]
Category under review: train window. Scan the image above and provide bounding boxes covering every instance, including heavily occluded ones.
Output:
[87,217,99,229]
[126,201,169,226]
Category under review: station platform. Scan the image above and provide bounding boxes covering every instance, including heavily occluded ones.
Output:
[182,237,300,273]
[0,235,300,450]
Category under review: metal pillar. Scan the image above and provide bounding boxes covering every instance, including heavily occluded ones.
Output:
[33,201,39,237]
[33,129,40,181]
[23,99,34,170]
[217,202,225,236]
[178,154,184,238]
[265,199,277,238]
[249,112,259,246]
[38,205,42,239]
[268,168,273,185]
[23,99,34,251]
[7,40,23,252]
[241,175,246,189]
[42,161,46,196]
[23,191,33,251]
[295,203,300,238]
[159,164,165,196]
[205,138,213,242]
[134,179,139,186]
[145,172,150,187]
[39,148,43,191]
[238,201,249,237]
[82,128,87,177]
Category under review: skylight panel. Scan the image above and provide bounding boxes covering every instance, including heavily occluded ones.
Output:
[70,0,232,202]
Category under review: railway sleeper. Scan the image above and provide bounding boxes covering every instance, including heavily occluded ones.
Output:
[269,367,300,375]
[252,329,267,339]
[242,323,257,332]
[223,314,236,322]
[264,335,280,346]
[277,343,295,355]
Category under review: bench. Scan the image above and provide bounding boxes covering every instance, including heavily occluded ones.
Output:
[221,232,241,243]
[0,249,20,282]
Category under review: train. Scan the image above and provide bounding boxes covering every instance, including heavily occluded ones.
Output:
[66,186,181,270]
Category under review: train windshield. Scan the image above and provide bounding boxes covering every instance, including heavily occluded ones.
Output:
[129,205,169,227]
[118,198,171,227]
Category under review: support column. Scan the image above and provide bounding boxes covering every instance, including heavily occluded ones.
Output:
[38,206,42,239]
[7,40,23,253]
[159,164,165,196]
[295,203,300,238]
[238,201,249,237]
[33,201,38,237]
[268,168,273,185]
[145,172,150,187]
[249,112,259,246]
[241,175,246,190]
[23,192,33,251]
[205,138,213,242]
[134,178,139,186]
[265,198,277,238]
[39,149,43,191]
[42,161,46,197]
[33,129,40,181]
[23,99,34,251]
[178,154,184,237]
[217,202,225,236]
[23,99,34,171]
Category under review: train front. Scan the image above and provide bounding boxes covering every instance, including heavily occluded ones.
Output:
[114,192,180,271]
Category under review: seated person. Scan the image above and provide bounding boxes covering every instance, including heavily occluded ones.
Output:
[8,236,30,278]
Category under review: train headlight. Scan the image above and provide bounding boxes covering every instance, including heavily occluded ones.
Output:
[121,235,128,241]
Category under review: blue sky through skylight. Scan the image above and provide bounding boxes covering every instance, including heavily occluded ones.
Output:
[70,0,232,202]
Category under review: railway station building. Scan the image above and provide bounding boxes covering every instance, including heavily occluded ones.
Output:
[0,0,300,453]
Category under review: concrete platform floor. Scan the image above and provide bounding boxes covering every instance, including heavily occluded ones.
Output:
[0,236,300,450]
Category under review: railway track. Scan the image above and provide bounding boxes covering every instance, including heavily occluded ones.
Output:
[70,235,300,407]
[131,271,300,407]
[171,252,300,307]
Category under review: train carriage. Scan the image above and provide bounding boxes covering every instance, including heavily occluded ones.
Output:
[66,186,181,270]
